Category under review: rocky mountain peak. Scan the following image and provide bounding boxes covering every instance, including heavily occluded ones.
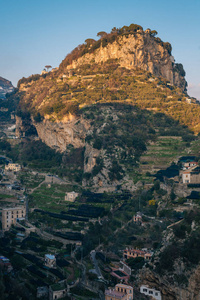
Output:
[60,25,187,91]
[0,76,15,99]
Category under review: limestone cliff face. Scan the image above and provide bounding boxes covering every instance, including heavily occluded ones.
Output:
[140,266,200,300]
[84,143,100,173]
[15,114,89,151]
[33,117,89,152]
[66,31,186,91]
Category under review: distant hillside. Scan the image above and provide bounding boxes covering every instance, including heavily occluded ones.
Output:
[0,76,14,99]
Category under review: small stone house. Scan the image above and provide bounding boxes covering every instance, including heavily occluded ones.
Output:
[44,254,56,268]
[49,282,68,300]
[5,163,21,172]
[123,248,152,260]
[133,212,142,224]
[65,191,79,202]
[181,167,200,184]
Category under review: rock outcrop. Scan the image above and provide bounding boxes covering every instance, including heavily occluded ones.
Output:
[33,116,89,152]
[66,31,186,91]
[140,266,200,300]
[0,76,15,99]
[16,115,89,151]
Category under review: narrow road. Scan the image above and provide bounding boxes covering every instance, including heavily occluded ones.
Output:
[90,250,103,279]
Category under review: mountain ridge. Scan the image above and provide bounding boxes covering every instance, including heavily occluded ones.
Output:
[60,27,186,91]
[9,23,200,191]
[0,76,15,99]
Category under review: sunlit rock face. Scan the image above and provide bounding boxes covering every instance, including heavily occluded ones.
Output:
[67,32,187,91]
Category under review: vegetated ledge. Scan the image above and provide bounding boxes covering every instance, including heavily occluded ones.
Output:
[16,62,200,136]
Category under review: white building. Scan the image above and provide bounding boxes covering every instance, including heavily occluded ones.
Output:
[182,171,191,183]
[65,191,79,202]
[182,161,198,170]
[181,167,200,184]
[140,285,162,300]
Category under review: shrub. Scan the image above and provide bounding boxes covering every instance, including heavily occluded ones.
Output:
[93,137,102,150]
[173,224,186,239]
[127,257,145,270]
[33,112,43,123]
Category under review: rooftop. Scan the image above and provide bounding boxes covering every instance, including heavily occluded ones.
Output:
[45,254,55,260]
[105,289,124,298]
[116,283,133,289]
[50,282,66,292]
[2,206,25,211]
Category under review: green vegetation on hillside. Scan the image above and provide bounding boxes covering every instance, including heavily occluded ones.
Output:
[156,210,200,277]
[15,60,200,134]
[82,103,194,183]
[0,139,84,182]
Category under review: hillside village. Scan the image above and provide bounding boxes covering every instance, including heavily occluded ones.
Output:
[1,23,200,300]
[1,111,200,299]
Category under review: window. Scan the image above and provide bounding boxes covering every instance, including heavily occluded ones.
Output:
[129,290,132,293]
[155,292,158,296]
[143,289,147,292]
[149,291,153,295]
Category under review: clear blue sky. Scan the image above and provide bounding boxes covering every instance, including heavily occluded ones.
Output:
[1,0,200,99]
